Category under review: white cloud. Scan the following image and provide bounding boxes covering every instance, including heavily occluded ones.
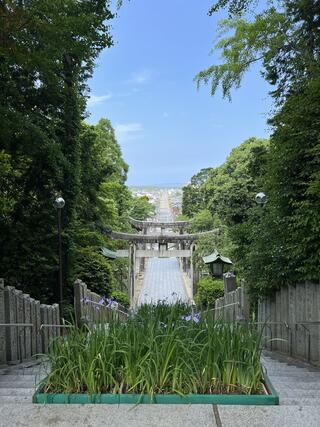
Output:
[87,93,112,107]
[115,122,143,142]
[127,69,151,85]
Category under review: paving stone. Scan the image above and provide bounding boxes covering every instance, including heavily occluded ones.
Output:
[280,397,320,406]
[0,388,34,396]
[0,381,37,388]
[270,380,320,389]
[0,375,37,382]
[274,389,320,398]
[0,404,216,427]
[138,258,189,305]
[218,405,320,427]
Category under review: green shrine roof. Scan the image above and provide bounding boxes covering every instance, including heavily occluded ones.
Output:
[203,250,232,265]
[101,247,119,259]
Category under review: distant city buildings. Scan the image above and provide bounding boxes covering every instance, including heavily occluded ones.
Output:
[131,187,182,219]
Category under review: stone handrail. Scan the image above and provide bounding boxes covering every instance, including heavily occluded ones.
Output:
[74,280,128,326]
[0,278,60,365]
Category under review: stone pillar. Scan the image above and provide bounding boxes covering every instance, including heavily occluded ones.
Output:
[190,245,194,298]
[0,279,6,366]
[140,227,147,271]
[23,294,31,360]
[223,272,237,293]
[241,280,250,322]
[4,286,19,364]
[128,244,136,303]
[16,290,25,361]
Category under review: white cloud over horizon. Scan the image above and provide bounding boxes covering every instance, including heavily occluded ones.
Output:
[115,122,143,143]
[87,93,112,107]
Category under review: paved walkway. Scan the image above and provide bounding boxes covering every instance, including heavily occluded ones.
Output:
[138,190,189,305]
[138,258,189,305]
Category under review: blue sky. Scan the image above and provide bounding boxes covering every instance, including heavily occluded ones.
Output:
[87,0,272,186]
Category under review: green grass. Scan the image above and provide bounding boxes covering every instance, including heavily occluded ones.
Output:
[43,302,264,396]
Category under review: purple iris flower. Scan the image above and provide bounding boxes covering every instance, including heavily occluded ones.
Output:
[193,314,200,323]
[182,313,200,323]
[98,297,105,305]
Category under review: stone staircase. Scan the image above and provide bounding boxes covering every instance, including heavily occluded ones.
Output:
[0,360,46,405]
[0,353,319,426]
[262,350,320,407]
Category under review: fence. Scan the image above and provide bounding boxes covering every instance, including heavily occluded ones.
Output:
[74,279,128,326]
[258,283,320,364]
[213,278,250,322]
[0,278,60,365]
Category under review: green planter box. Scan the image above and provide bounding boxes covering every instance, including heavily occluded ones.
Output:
[33,374,279,405]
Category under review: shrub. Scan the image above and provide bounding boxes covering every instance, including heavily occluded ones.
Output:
[195,277,224,309]
[111,290,130,308]
[71,247,114,296]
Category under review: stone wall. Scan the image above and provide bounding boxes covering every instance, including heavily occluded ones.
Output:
[0,278,60,365]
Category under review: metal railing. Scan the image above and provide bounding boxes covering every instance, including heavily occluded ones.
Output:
[257,320,320,362]
[209,302,240,312]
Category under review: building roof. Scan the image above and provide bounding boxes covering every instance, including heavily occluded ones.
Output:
[203,250,232,265]
[101,247,119,260]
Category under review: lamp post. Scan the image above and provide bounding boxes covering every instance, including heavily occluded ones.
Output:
[255,192,268,206]
[53,196,65,320]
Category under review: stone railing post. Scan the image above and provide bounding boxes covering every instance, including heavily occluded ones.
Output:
[223,272,237,293]
[4,286,19,364]
[0,279,6,365]
[240,280,250,322]
[74,279,86,326]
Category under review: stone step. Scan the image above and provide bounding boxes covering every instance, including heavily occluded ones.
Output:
[263,362,320,372]
[0,395,32,404]
[275,388,320,398]
[0,388,34,396]
[267,370,320,380]
[0,375,38,382]
[271,380,320,389]
[218,404,320,427]
[280,397,320,406]
[0,381,37,388]
[0,404,217,427]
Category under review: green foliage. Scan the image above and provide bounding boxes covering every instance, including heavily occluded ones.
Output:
[189,209,216,232]
[71,247,114,297]
[0,1,132,305]
[195,277,224,309]
[182,168,213,216]
[198,1,320,102]
[246,77,320,297]
[195,0,320,298]
[195,11,286,100]
[44,303,264,395]
[183,137,268,278]
[111,290,130,308]
[130,195,155,220]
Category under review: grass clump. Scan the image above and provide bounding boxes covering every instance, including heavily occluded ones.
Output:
[43,302,263,396]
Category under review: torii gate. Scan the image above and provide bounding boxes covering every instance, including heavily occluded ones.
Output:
[105,219,219,304]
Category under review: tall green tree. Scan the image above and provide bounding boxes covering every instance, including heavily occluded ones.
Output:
[194,0,320,295]
[0,1,116,301]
